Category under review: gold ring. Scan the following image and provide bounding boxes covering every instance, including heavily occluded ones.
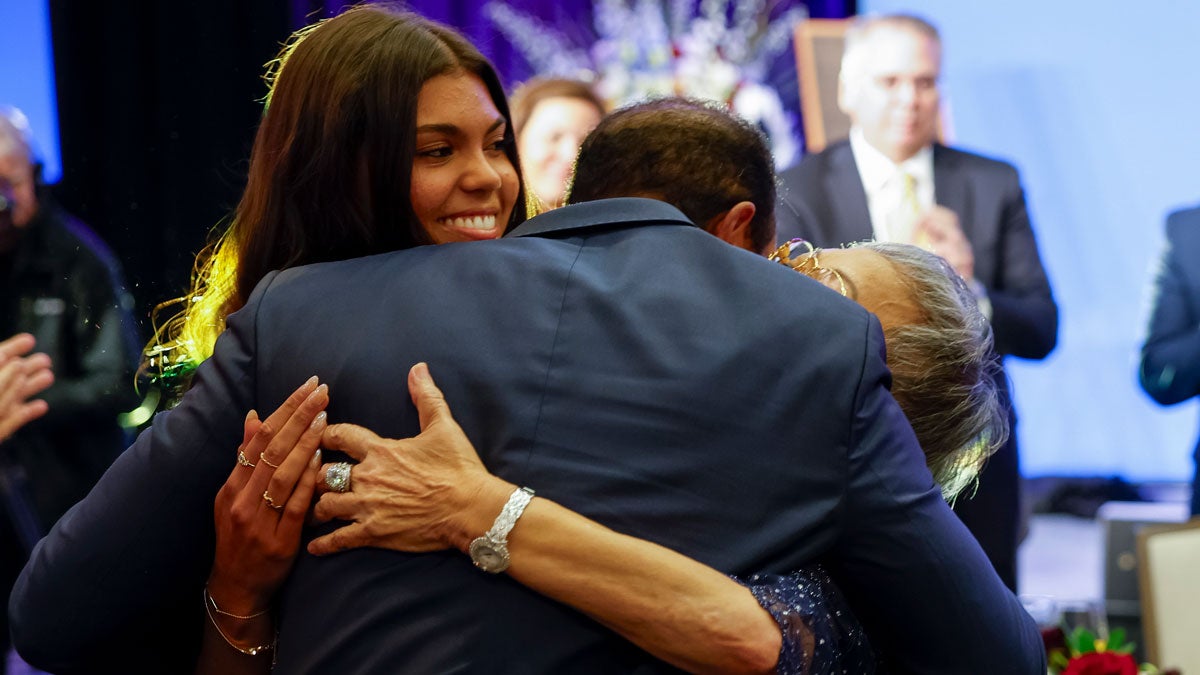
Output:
[260,454,281,469]
[262,491,284,512]
[237,450,256,468]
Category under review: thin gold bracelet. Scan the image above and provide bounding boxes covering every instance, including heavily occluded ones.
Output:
[204,585,270,619]
[203,588,275,656]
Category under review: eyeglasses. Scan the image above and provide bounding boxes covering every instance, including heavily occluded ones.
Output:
[768,238,848,297]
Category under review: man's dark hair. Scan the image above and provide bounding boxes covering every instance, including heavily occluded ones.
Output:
[568,98,776,252]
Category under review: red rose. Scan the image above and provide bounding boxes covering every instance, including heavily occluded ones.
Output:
[1042,626,1066,655]
[1062,651,1138,675]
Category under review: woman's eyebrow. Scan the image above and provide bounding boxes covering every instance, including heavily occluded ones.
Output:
[416,118,506,135]
[416,123,459,134]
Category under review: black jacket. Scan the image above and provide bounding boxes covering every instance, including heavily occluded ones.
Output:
[0,202,140,531]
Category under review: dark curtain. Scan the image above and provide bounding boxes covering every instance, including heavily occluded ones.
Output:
[50,0,852,324]
[49,1,293,326]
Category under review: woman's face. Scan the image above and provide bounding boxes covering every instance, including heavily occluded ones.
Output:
[517,96,603,208]
[797,247,923,332]
[411,72,519,244]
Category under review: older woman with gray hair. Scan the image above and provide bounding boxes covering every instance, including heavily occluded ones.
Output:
[795,239,1007,501]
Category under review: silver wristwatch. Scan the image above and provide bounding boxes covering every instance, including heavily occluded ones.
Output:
[468,486,535,573]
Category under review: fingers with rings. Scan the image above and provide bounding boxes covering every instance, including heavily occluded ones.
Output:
[262,491,284,512]
[242,377,323,467]
[261,406,328,521]
[322,462,353,494]
[229,378,328,524]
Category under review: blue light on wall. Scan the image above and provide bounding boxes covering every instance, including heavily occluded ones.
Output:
[0,0,61,183]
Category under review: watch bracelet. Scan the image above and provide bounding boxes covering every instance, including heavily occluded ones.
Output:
[486,486,535,540]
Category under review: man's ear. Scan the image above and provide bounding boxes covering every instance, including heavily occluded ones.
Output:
[708,201,758,252]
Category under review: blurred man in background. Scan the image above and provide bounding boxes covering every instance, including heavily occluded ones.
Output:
[1140,205,1200,517]
[775,14,1059,592]
[0,106,139,673]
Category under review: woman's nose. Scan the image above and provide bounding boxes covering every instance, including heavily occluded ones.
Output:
[461,152,504,192]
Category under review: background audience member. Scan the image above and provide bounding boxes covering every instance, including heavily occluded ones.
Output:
[0,334,52,444]
[1139,205,1200,516]
[775,14,1058,592]
[0,105,140,674]
[509,77,605,211]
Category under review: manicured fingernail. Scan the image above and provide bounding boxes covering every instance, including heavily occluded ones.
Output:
[412,362,430,383]
[306,375,319,388]
[311,449,321,466]
[310,411,327,429]
[245,409,257,422]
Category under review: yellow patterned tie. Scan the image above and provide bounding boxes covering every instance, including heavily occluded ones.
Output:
[900,171,933,249]
[885,170,920,243]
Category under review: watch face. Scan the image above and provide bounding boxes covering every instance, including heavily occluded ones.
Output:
[469,537,509,573]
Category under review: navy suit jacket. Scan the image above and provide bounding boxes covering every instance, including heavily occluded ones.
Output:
[1139,206,1200,513]
[12,198,1042,674]
[776,140,1058,362]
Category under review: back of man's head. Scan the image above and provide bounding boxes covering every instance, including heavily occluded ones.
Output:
[568,98,776,253]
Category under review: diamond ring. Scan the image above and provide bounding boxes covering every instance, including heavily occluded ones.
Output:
[325,462,353,493]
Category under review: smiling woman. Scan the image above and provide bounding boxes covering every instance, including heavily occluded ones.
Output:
[144,5,526,393]
[508,78,605,210]
[184,8,530,672]
[411,73,519,243]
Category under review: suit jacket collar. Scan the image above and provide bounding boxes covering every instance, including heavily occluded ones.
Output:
[823,141,970,241]
[825,141,874,243]
[506,198,695,239]
[932,144,971,219]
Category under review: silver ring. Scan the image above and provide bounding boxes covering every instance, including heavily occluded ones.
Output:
[237,450,256,468]
[325,462,352,493]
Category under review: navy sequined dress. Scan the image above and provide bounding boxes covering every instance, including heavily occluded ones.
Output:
[743,565,879,674]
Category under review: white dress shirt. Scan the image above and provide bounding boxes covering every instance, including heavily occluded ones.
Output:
[847,129,992,318]
[848,128,934,243]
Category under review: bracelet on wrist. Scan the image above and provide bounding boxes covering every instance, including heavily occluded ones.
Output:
[204,584,270,620]
[203,587,275,657]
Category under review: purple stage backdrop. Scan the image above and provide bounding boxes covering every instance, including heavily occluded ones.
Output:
[288,0,851,90]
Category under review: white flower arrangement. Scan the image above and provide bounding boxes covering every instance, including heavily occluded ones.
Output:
[485,0,805,168]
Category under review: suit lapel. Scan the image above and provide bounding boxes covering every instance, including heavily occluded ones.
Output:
[933,145,972,223]
[826,143,874,245]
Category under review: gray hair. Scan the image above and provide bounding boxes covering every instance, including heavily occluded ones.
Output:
[0,106,33,162]
[840,14,941,92]
[855,240,1007,502]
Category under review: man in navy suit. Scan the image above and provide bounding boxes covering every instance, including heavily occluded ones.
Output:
[1140,205,1200,516]
[13,99,1042,673]
[777,14,1058,592]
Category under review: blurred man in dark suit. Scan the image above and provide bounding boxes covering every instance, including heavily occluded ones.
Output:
[1140,205,1200,516]
[0,106,139,673]
[776,14,1058,591]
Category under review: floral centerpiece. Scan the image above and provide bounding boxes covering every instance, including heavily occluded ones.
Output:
[484,0,806,168]
[1044,625,1178,675]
